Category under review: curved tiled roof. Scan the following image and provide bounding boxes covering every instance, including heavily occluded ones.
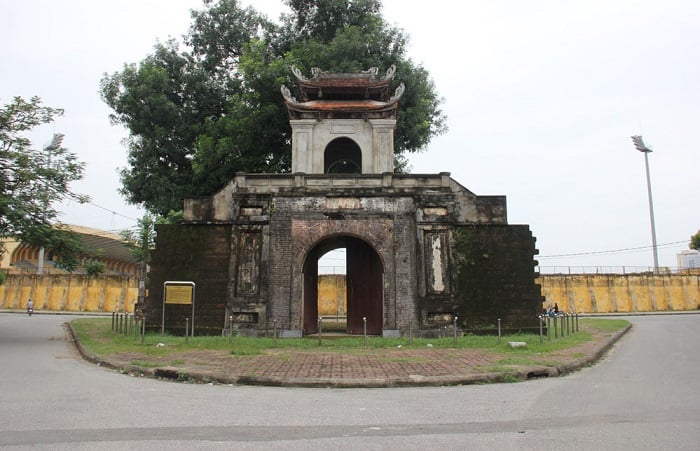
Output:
[290,65,397,102]
[2,224,140,276]
[66,225,137,264]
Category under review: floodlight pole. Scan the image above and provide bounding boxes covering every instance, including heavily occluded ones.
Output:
[37,133,64,274]
[631,135,659,273]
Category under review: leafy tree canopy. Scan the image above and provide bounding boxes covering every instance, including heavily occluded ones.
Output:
[0,96,87,261]
[691,230,700,251]
[101,0,447,216]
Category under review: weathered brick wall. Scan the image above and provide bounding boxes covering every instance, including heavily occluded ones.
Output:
[393,207,420,329]
[288,215,398,327]
[454,224,542,330]
[146,224,231,334]
[267,204,294,330]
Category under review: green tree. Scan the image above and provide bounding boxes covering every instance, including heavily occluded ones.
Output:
[0,96,87,260]
[101,0,446,216]
[120,214,157,265]
[691,230,700,250]
[83,258,107,278]
[120,212,179,311]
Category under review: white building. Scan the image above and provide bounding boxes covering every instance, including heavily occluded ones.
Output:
[677,250,700,269]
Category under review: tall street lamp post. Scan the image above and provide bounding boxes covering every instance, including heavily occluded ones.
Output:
[37,133,64,274]
[630,135,659,273]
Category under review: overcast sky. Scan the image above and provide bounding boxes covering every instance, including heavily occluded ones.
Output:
[2,0,698,271]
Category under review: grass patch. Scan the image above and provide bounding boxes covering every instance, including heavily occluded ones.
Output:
[479,365,515,373]
[581,318,629,331]
[498,373,524,383]
[229,347,264,356]
[70,317,628,362]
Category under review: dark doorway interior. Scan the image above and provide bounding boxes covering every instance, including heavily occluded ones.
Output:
[324,138,362,174]
[303,236,383,335]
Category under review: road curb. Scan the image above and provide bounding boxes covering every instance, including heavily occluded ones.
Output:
[556,323,633,375]
[65,321,633,388]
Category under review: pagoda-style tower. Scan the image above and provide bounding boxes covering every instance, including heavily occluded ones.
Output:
[281,65,403,174]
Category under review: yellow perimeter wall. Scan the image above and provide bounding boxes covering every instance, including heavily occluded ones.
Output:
[538,274,700,313]
[318,275,347,316]
[0,274,138,313]
[316,274,699,315]
[1,273,697,315]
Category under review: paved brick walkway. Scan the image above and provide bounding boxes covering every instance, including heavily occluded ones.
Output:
[180,348,502,380]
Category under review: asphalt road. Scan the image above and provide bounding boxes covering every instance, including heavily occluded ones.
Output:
[0,312,698,450]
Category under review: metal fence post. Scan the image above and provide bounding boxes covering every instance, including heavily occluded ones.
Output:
[229,315,233,344]
[453,316,458,345]
[538,315,543,344]
[185,318,189,343]
[318,317,322,347]
[409,320,413,346]
[363,317,367,348]
[560,314,565,337]
[554,316,558,339]
[497,319,502,344]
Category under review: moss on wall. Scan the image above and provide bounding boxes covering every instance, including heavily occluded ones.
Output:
[454,224,542,330]
[145,224,232,334]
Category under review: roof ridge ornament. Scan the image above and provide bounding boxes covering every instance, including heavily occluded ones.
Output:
[280,85,298,104]
[290,65,307,81]
[384,65,396,80]
[389,83,405,102]
[290,65,396,81]
[363,67,379,76]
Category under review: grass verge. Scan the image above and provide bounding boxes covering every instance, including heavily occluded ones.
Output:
[71,317,627,361]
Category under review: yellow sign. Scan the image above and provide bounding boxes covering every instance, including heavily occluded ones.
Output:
[165,285,193,305]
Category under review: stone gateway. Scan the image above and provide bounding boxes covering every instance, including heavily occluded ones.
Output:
[144,66,542,336]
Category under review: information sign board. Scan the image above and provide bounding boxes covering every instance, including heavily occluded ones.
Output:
[165,285,193,304]
[161,281,196,336]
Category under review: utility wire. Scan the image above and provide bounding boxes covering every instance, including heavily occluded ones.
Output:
[60,199,696,260]
[59,197,141,232]
[539,240,689,259]
[83,200,139,222]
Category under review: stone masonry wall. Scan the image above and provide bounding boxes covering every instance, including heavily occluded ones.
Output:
[454,224,542,330]
[146,224,232,334]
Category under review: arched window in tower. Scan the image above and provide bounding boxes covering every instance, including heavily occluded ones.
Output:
[324,137,362,174]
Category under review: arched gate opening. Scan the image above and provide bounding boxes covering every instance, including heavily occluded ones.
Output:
[303,236,383,335]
